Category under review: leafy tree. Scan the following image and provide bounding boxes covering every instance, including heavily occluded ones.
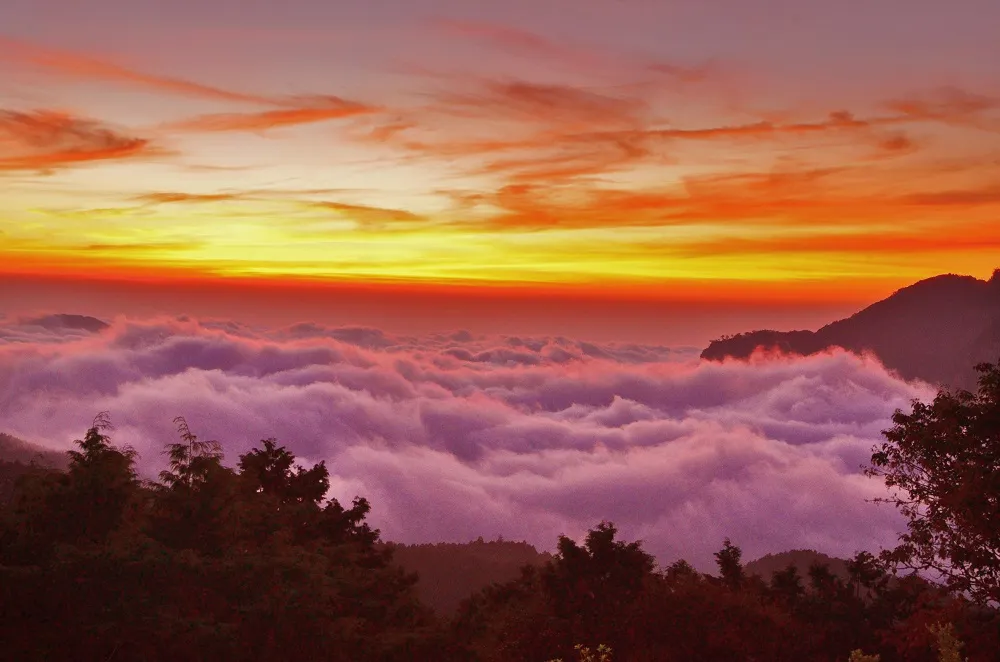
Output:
[770,564,805,604]
[3,412,140,560]
[0,418,439,662]
[238,437,329,505]
[664,558,701,583]
[159,416,223,488]
[847,551,888,599]
[930,622,967,662]
[714,537,745,589]
[547,643,613,662]
[868,360,1000,604]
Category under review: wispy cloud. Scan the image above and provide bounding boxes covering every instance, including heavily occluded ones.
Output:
[886,87,1000,129]
[83,240,204,253]
[662,227,1000,258]
[0,38,380,134]
[0,109,158,171]
[901,183,1000,206]
[433,79,648,129]
[0,37,276,106]
[134,192,249,205]
[167,96,378,133]
[309,201,425,228]
[434,18,715,83]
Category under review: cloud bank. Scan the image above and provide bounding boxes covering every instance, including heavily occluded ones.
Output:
[0,314,933,568]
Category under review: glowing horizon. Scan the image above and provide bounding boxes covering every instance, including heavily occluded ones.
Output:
[2,0,999,303]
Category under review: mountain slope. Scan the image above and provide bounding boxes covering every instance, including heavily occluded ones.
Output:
[387,538,553,614]
[21,314,110,333]
[702,270,1000,389]
[745,549,850,582]
[0,433,67,506]
[0,433,66,468]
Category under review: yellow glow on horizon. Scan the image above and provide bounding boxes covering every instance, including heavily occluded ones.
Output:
[1,28,998,305]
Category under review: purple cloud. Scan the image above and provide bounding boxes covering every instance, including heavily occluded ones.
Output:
[0,315,932,569]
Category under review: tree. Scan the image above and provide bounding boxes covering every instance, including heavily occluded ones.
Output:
[847,551,888,599]
[237,437,329,506]
[1,420,438,662]
[868,360,1000,604]
[7,412,141,556]
[160,416,223,488]
[714,538,745,589]
[770,564,805,604]
[929,622,967,662]
[544,522,656,614]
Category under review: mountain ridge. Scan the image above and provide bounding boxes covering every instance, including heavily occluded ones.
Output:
[702,270,1000,389]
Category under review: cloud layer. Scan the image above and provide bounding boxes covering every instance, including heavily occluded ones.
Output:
[0,314,932,568]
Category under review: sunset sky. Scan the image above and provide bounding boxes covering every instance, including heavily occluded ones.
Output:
[1,0,999,339]
[2,0,999,563]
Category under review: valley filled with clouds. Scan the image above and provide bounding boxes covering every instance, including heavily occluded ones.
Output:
[0,313,933,567]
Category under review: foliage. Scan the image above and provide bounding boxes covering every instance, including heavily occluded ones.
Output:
[930,622,967,662]
[0,415,438,661]
[868,360,1000,604]
[714,537,745,589]
[547,643,613,662]
[159,416,223,488]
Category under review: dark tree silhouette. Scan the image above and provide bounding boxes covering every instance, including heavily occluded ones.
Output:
[770,564,805,604]
[160,416,223,488]
[714,537,745,589]
[868,360,1000,604]
[238,437,329,505]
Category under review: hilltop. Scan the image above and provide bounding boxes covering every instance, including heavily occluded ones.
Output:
[702,270,1000,389]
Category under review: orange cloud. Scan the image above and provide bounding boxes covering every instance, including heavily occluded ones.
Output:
[366,69,923,186]
[167,96,378,132]
[0,37,274,106]
[0,109,157,171]
[434,18,713,83]
[445,160,992,233]
[663,226,1000,258]
[874,133,917,155]
[84,241,204,253]
[134,192,248,204]
[630,110,887,143]
[886,87,999,127]
[902,184,1000,206]
[309,201,425,229]
[434,79,647,129]
[0,38,380,134]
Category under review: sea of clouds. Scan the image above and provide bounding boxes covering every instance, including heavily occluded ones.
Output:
[0,313,935,568]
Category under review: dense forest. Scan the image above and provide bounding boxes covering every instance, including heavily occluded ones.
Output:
[2,362,1000,661]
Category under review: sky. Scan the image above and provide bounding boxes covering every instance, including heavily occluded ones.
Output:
[2,2,996,561]
[1,0,999,339]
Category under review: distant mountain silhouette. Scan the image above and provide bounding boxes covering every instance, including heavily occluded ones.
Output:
[0,432,66,468]
[745,549,850,582]
[0,433,66,507]
[386,538,553,614]
[21,314,110,333]
[702,269,1000,389]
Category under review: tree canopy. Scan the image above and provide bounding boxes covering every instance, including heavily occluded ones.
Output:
[868,360,1000,604]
